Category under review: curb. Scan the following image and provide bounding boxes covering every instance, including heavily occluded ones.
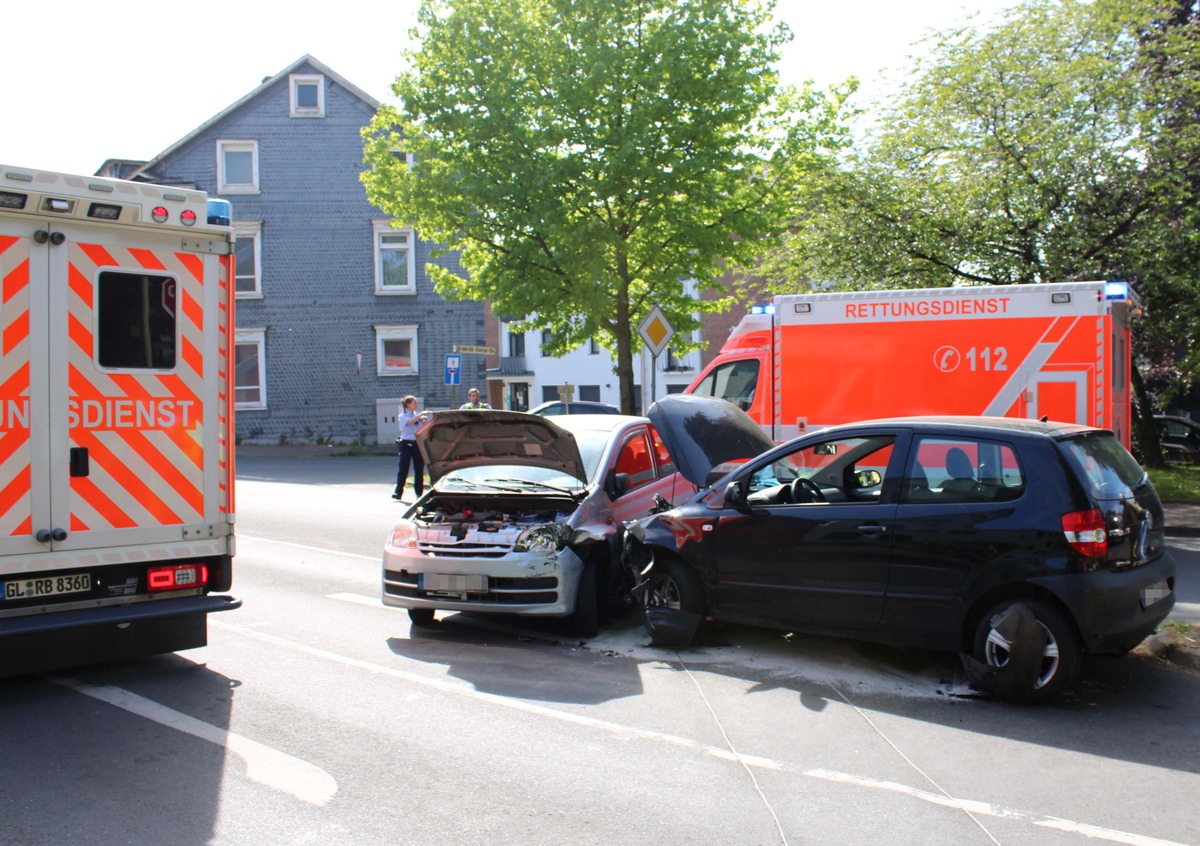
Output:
[1142,632,1200,672]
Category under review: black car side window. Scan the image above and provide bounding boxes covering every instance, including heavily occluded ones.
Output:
[904,437,1025,504]
[747,434,896,505]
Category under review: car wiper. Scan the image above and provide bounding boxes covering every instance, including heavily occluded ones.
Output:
[440,476,487,489]
[484,477,578,494]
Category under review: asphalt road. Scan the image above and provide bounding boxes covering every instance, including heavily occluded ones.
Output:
[2,453,1198,846]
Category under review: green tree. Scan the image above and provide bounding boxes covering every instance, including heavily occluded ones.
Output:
[363,0,851,413]
[761,0,1200,463]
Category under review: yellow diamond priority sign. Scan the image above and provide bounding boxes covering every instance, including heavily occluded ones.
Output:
[638,305,675,356]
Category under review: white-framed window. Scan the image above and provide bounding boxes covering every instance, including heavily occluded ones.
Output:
[233,220,262,297]
[373,221,416,294]
[235,329,266,409]
[217,140,259,194]
[289,74,325,117]
[375,324,419,376]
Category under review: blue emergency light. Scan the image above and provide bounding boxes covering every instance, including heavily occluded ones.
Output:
[207,199,232,226]
[1104,281,1130,300]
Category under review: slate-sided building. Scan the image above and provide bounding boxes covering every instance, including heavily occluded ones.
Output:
[99,55,486,444]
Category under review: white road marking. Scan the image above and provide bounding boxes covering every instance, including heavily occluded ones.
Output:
[804,770,1190,846]
[238,534,378,561]
[210,618,1186,846]
[328,592,382,608]
[53,675,338,807]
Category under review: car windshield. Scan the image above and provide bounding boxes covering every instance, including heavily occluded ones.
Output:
[441,464,586,491]
[1059,432,1148,500]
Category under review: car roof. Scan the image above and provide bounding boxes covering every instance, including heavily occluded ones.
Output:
[812,415,1104,439]
[548,413,648,437]
[528,400,620,415]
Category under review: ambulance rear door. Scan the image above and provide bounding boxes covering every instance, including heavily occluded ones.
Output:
[49,220,224,553]
[0,208,226,558]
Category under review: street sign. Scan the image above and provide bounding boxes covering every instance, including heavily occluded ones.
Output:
[453,344,496,355]
[638,305,675,356]
[445,354,461,386]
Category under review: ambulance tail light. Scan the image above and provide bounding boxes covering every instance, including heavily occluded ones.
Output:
[0,191,28,210]
[147,563,209,592]
[1061,509,1107,559]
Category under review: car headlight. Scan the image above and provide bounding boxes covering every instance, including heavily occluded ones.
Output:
[514,523,571,553]
[387,520,418,550]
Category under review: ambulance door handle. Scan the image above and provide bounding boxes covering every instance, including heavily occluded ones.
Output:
[70,447,89,477]
[36,529,51,543]
[32,229,65,246]
[51,528,67,542]
[35,529,67,543]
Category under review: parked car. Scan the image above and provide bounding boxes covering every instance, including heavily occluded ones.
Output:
[623,417,1176,702]
[1155,415,1200,465]
[528,400,621,416]
[382,396,773,636]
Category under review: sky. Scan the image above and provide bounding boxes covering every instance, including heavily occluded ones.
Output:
[3,0,1018,177]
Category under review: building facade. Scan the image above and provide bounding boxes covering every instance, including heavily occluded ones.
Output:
[99,56,487,444]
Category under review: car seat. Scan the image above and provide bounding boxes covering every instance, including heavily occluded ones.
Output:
[941,447,978,497]
[906,461,935,501]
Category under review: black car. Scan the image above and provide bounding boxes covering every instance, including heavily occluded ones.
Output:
[623,417,1176,702]
[1155,415,1200,465]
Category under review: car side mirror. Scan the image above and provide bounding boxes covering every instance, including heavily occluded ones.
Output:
[854,469,882,489]
[724,480,745,506]
[606,471,630,499]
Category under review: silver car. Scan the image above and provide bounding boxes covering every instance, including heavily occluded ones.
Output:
[382,396,772,636]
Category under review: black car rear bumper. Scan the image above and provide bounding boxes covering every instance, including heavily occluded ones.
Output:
[1037,553,1176,654]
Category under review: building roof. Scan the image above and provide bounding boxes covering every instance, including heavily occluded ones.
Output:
[126,54,381,181]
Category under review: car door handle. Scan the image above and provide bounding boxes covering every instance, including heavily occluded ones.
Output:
[857,523,888,535]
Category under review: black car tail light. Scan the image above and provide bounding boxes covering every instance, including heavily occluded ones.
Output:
[1062,508,1107,558]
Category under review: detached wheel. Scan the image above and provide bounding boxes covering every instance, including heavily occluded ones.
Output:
[642,556,705,648]
[972,599,1081,703]
[569,564,599,639]
[408,608,437,629]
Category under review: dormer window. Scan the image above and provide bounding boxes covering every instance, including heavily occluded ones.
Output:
[290,74,325,117]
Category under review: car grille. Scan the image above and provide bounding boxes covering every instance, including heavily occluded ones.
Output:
[384,569,559,605]
[416,539,513,559]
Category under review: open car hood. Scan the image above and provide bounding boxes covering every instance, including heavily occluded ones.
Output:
[417,410,587,484]
[647,394,775,488]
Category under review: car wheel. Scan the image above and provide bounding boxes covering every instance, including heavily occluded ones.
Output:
[569,564,600,639]
[972,599,1081,703]
[408,608,437,628]
[642,556,705,648]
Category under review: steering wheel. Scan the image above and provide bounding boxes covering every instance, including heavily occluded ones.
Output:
[790,478,826,503]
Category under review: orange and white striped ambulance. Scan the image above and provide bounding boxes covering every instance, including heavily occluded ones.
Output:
[687,282,1139,448]
[0,163,239,676]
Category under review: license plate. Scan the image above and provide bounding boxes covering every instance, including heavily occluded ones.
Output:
[3,573,91,601]
[421,573,487,592]
[1141,580,1172,608]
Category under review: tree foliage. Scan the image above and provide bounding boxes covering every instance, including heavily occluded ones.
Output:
[362,0,852,412]
[759,0,1200,461]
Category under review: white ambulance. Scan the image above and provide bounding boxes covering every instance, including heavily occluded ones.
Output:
[687,282,1139,447]
[0,163,239,676]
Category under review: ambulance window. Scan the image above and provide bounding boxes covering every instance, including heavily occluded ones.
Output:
[97,272,177,370]
[691,360,758,411]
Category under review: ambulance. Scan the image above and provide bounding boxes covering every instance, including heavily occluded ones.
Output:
[687,282,1139,447]
[0,163,239,676]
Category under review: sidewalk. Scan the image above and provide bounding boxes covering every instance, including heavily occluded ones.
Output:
[1164,501,1200,538]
